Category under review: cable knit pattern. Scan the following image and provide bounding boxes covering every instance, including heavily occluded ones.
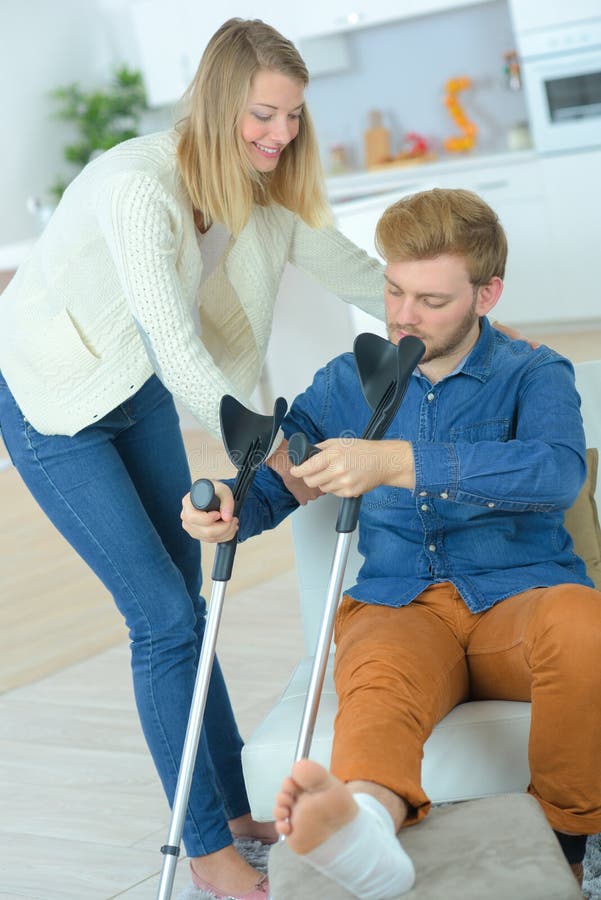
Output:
[0,131,384,437]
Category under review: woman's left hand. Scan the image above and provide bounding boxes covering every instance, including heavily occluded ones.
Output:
[492,320,540,348]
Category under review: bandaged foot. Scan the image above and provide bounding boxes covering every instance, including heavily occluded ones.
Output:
[274,759,415,899]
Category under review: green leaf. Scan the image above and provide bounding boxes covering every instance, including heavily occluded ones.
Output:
[48,64,148,197]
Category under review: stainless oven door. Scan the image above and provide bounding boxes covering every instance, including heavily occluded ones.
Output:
[523,46,601,153]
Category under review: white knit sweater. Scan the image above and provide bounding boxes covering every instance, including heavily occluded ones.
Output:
[0,131,384,437]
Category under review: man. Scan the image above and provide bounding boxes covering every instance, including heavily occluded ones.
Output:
[182,189,601,899]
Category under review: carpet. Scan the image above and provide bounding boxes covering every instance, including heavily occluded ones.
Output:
[174,833,601,899]
[585,833,601,899]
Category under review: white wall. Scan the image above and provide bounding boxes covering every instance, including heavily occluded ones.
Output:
[2,1,526,247]
[0,0,146,246]
[306,0,527,170]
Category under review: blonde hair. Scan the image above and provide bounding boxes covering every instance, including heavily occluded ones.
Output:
[177,18,331,235]
[375,188,507,284]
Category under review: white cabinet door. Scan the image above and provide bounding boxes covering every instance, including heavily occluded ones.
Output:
[430,162,558,326]
[289,0,492,40]
[333,159,559,327]
[508,0,601,34]
[130,0,193,107]
[131,1,299,107]
[540,149,601,323]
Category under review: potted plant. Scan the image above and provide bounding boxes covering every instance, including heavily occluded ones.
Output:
[49,65,147,202]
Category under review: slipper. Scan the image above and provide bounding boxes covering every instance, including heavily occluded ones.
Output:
[189,864,269,899]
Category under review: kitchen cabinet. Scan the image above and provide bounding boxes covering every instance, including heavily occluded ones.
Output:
[507,0,601,34]
[265,146,601,404]
[539,148,601,322]
[332,156,558,327]
[426,161,557,326]
[289,0,492,41]
[130,0,297,107]
[132,0,496,106]
[130,1,196,107]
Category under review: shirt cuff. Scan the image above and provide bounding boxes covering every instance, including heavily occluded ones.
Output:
[412,441,459,499]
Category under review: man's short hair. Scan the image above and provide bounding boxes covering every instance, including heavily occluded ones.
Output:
[375,188,507,285]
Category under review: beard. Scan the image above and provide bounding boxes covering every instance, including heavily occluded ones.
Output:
[387,296,479,364]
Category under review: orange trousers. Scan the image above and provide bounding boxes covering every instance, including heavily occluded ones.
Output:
[331,581,601,835]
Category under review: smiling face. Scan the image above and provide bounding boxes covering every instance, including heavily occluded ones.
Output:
[239,69,305,172]
[384,254,502,380]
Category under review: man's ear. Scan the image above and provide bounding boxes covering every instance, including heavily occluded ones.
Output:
[476,276,503,317]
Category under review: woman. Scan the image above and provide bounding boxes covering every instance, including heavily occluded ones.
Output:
[0,18,385,900]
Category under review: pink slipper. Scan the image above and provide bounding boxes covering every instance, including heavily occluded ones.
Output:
[189,863,269,899]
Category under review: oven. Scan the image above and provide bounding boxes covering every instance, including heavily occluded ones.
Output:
[512,12,601,154]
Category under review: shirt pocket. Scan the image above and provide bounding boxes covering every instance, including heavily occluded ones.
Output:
[449,417,511,443]
[364,485,410,511]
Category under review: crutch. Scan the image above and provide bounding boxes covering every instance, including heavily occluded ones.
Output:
[157,393,287,900]
[287,333,425,763]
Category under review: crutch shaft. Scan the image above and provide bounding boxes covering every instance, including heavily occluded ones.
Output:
[294,532,353,761]
[156,580,227,900]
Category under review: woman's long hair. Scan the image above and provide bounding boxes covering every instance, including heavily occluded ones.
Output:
[177,18,331,235]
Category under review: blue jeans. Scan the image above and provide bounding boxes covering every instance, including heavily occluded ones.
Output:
[0,372,249,856]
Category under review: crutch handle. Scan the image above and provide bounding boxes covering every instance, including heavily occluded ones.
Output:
[288,433,360,533]
[288,432,320,466]
[336,497,361,534]
[190,478,221,512]
[189,479,237,580]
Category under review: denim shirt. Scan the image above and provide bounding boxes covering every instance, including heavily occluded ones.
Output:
[238,318,592,612]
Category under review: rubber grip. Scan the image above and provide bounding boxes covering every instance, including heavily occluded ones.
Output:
[190,479,220,512]
[288,432,320,466]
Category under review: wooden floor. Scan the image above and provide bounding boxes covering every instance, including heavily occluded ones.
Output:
[0,432,296,694]
[0,429,304,899]
[0,326,599,898]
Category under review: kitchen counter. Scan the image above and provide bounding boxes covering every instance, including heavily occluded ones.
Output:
[327,147,536,204]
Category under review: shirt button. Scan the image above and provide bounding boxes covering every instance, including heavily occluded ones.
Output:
[440,492,448,499]
[487,502,496,508]
[427,392,435,401]
[421,504,429,511]
[419,491,427,497]
[429,544,437,552]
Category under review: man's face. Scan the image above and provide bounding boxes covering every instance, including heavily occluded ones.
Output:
[384,254,486,366]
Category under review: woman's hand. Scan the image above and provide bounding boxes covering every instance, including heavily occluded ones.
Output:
[492,320,540,349]
[290,438,415,497]
[265,438,323,505]
[181,481,238,542]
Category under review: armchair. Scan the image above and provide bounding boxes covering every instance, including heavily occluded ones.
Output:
[242,360,601,822]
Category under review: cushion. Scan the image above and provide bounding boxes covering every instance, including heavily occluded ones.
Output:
[564,448,601,589]
[268,793,583,900]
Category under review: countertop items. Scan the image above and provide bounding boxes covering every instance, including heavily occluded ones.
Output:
[363,110,391,169]
[326,146,536,204]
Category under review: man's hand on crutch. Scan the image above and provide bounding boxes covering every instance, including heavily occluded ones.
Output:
[290,437,416,497]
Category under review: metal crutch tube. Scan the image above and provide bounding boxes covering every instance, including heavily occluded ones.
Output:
[157,395,287,900]
[289,334,425,763]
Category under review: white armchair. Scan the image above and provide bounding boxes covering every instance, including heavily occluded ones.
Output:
[242,360,601,821]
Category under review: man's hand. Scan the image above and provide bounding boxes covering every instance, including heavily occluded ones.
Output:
[181,481,238,542]
[266,438,323,505]
[290,438,416,497]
